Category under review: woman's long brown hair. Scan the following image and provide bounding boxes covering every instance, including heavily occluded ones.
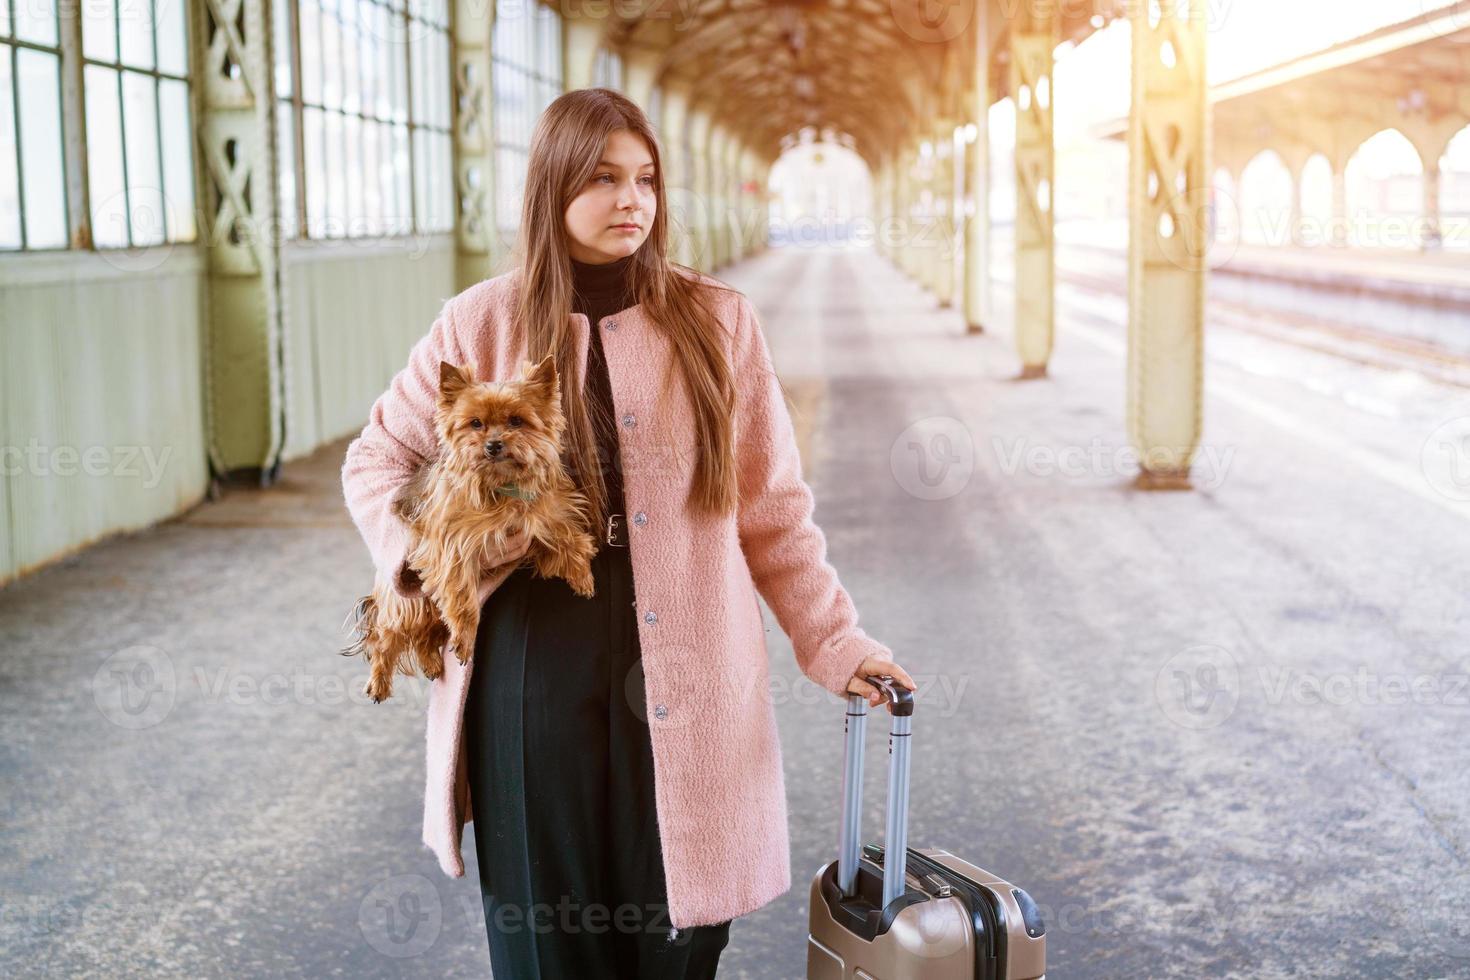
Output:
[502,86,740,535]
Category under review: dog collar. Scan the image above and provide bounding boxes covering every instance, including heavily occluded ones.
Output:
[493,483,537,502]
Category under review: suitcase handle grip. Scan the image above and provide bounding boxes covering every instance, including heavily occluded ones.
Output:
[836,676,913,909]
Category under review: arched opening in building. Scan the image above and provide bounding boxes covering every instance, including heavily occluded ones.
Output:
[1299,154,1334,246]
[767,130,869,249]
[1344,128,1423,250]
[1237,149,1293,246]
[1441,126,1470,251]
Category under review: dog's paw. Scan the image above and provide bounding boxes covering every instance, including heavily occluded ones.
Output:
[364,677,392,703]
[570,570,596,598]
[448,636,474,666]
[421,650,444,681]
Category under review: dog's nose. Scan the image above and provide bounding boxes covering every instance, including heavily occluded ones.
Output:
[484,439,504,458]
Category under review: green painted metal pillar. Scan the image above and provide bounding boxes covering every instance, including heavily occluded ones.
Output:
[660,85,695,268]
[1127,0,1209,489]
[1011,10,1055,379]
[901,143,921,281]
[918,135,937,294]
[197,0,285,479]
[623,48,660,108]
[562,16,601,91]
[892,149,908,272]
[873,157,889,260]
[687,107,712,271]
[964,14,993,334]
[729,139,747,264]
[709,123,729,268]
[934,116,957,308]
[454,0,499,289]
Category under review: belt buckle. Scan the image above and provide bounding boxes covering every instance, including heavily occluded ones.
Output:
[605,512,628,547]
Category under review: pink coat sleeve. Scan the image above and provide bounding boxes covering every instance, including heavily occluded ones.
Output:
[731,293,895,697]
[341,300,466,599]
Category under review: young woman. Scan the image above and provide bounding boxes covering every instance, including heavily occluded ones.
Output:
[341,87,914,978]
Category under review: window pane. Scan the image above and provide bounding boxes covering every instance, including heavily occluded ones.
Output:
[324,109,343,234]
[118,0,154,70]
[390,13,407,122]
[361,116,379,234]
[341,1,358,114]
[159,77,194,240]
[435,31,449,129]
[15,0,58,46]
[437,131,451,230]
[393,122,409,233]
[121,71,163,245]
[85,64,127,246]
[0,53,20,248]
[299,0,321,105]
[304,105,325,236]
[272,0,292,96]
[344,111,361,233]
[82,0,118,62]
[276,99,296,239]
[374,5,391,118]
[321,9,341,110]
[412,127,425,231]
[377,120,393,232]
[157,0,188,76]
[360,17,376,119]
[409,28,423,125]
[17,48,66,247]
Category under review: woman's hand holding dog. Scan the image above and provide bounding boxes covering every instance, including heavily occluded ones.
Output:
[481,525,534,574]
[399,526,533,599]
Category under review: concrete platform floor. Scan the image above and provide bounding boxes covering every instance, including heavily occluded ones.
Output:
[3,244,1469,978]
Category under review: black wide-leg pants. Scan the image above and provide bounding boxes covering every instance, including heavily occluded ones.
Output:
[463,540,732,979]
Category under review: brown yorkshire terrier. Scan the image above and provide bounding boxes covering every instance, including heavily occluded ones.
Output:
[342,354,599,703]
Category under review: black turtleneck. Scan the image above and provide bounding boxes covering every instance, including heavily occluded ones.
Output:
[570,252,637,533]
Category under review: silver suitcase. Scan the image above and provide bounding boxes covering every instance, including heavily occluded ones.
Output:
[806,679,1047,979]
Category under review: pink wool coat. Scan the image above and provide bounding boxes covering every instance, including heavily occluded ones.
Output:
[340,267,894,928]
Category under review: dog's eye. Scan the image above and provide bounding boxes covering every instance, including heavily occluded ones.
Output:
[508,415,524,428]
[469,419,483,429]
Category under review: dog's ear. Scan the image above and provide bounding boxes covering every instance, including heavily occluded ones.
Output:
[522,352,560,397]
[439,361,473,404]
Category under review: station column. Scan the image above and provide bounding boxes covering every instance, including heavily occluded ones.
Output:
[1010,8,1056,378]
[687,107,712,271]
[964,13,993,335]
[197,0,285,477]
[660,86,696,268]
[1127,0,1209,489]
[934,116,957,308]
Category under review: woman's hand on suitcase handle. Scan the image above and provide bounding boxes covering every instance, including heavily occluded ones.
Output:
[846,657,917,713]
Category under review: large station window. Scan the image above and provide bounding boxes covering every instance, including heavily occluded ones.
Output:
[83,0,196,247]
[492,0,562,239]
[3,0,195,250]
[278,0,452,239]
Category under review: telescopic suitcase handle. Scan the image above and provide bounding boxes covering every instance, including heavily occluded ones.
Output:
[837,675,914,909]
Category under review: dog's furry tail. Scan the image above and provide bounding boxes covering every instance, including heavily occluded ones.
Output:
[339,593,377,661]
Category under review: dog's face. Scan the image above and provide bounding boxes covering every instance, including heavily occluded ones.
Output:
[436,355,565,480]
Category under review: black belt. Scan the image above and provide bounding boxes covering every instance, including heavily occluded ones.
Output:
[605,512,628,547]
